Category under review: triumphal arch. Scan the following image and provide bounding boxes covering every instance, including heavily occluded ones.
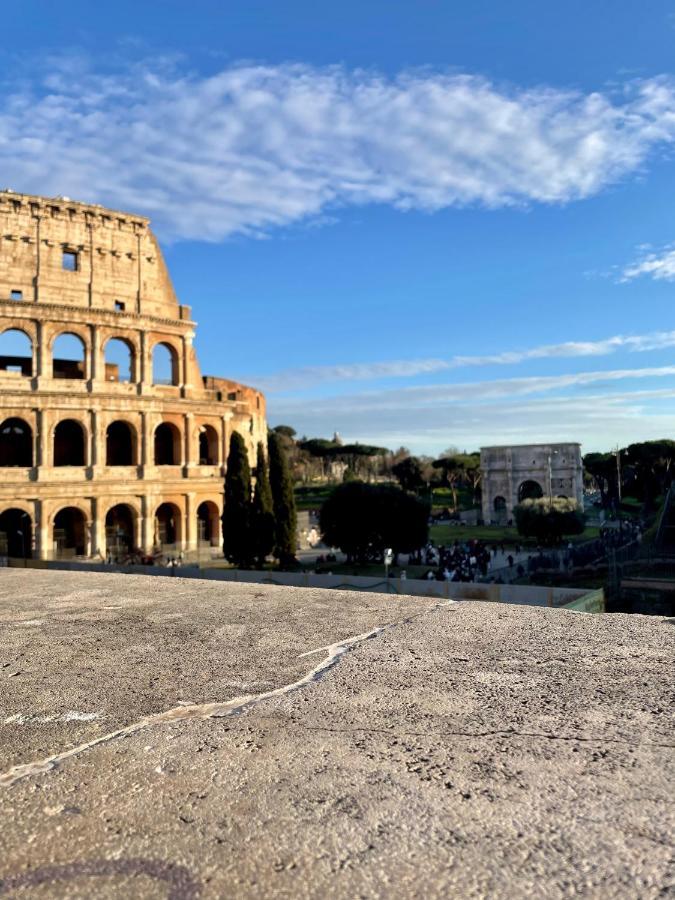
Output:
[480,443,584,525]
[0,190,266,560]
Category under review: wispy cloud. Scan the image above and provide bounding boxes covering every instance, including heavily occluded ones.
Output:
[621,244,675,281]
[254,329,675,391]
[271,365,675,415]
[2,58,675,240]
[269,375,675,455]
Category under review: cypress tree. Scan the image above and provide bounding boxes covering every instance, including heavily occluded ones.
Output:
[222,431,253,567]
[251,441,275,568]
[268,430,297,564]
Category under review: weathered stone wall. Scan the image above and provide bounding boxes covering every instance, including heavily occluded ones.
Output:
[480,443,584,524]
[0,190,266,559]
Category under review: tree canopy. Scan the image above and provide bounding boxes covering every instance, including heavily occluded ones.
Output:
[251,442,275,567]
[222,431,253,566]
[319,481,429,564]
[514,497,586,545]
[268,430,298,563]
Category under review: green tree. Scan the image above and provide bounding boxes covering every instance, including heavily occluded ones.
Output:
[583,452,618,508]
[392,456,424,492]
[268,430,298,564]
[320,482,429,564]
[514,497,586,545]
[222,431,254,567]
[251,442,275,568]
[624,440,675,512]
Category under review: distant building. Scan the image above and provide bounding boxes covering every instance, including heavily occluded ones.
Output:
[0,190,266,560]
[480,443,583,525]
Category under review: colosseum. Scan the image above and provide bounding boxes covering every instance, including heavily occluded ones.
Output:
[0,190,266,561]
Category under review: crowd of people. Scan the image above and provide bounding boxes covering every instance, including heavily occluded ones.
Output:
[412,540,495,582]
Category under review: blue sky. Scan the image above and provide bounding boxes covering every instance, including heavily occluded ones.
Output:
[4,1,675,455]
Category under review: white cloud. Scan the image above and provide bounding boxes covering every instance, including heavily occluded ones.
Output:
[268,366,675,453]
[272,364,675,415]
[254,329,675,392]
[621,245,675,281]
[1,59,675,240]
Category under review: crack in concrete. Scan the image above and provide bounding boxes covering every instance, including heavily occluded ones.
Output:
[0,604,448,787]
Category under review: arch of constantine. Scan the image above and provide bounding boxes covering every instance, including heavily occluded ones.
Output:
[480,443,584,525]
[0,190,266,560]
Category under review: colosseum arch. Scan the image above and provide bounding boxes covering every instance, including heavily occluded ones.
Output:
[154,422,181,466]
[106,420,137,466]
[198,425,219,465]
[197,500,221,546]
[53,506,88,558]
[105,503,137,557]
[52,332,87,380]
[152,341,179,386]
[54,419,87,467]
[0,507,32,558]
[0,328,33,377]
[154,501,182,547]
[103,337,135,383]
[0,417,33,467]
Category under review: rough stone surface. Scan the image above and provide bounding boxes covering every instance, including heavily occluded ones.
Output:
[0,568,672,899]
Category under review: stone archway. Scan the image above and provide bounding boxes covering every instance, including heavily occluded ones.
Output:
[105,504,136,558]
[53,507,87,558]
[0,418,33,467]
[197,501,220,546]
[155,502,182,548]
[0,508,32,558]
[518,480,544,502]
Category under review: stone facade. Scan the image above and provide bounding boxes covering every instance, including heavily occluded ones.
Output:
[480,443,583,524]
[0,190,266,560]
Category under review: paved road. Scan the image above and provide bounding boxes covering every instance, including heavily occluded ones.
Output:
[0,569,672,898]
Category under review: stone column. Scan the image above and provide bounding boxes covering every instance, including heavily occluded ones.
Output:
[221,413,232,474]
[36,500,50,560]
[181,331,194,398]
[140,411,153,476]
[185,492,197,552]
[139,329,149,393]
[89,409,100,471]
[183,412,193,473]
[35,321,48,384]
[89,324,102,385]
[91,497,105,559]
[140,494,154,554]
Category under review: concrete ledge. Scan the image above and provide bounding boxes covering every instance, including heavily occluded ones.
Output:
[0,569,671,897]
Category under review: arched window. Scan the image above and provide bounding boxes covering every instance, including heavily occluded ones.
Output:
[493,496,507,512]
[53,507,87,557]
[152,342,178,386]
[197,501,220,546]
[106,421,135,466]
[0,329,33,376]
[104,338,134,383]
[0,418,33,467]
[53,333,86,380]
[154,423,180,466]
[155,502,181,546]
[54,420,86,467]
[518,480,544,502]
[0,508,32,558]
[199,425,219,465]
[105,504,135,557]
